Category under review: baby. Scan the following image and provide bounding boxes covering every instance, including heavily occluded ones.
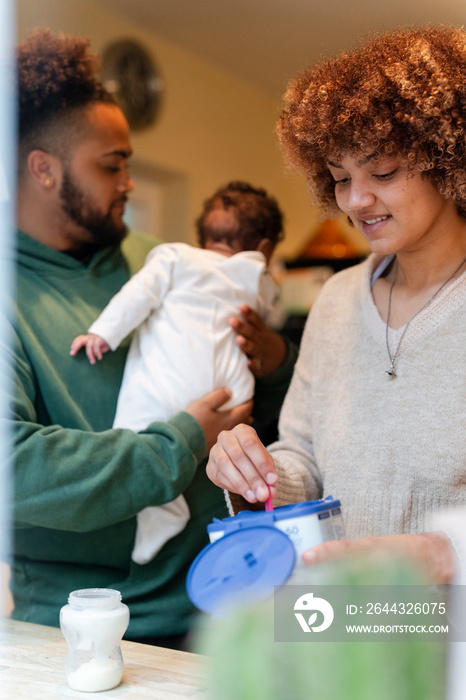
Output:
[70,182,284,565]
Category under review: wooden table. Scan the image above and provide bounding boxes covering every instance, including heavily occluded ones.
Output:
[0,618,207,699]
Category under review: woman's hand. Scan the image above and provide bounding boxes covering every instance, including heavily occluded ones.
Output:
[302,532,457,584]
[186,389,253,456]
[230,304,287,377]
[206,423,278,502]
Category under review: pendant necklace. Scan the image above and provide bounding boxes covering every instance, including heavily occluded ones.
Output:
[385,254,466,377]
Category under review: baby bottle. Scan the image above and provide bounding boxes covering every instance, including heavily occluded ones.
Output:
[60,587,130,692]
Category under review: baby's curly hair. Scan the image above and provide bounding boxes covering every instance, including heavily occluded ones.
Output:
[17,28,114,166]
[277,26,466,217]
[196,181,285,250]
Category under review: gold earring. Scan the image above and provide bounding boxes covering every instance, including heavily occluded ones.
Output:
[44,178,51,187]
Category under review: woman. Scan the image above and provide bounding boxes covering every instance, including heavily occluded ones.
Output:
[207,26,466,584]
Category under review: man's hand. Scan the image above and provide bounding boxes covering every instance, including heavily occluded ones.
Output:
[186,388,253,455]
[70,333,111,365]
[302,532,457,584]
[230,304,287,377]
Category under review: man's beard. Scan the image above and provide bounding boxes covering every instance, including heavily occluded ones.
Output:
[59,169,128,249]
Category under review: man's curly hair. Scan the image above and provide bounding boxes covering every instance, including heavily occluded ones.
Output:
[196,181,285,250]
[17,28,114,166]
[277,26,466,218]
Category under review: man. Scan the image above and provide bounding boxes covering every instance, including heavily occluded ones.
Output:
[5,29,296,647]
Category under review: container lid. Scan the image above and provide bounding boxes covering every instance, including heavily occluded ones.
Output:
[207,495,341,533]
[271,496,341,521]
[186,525,295,614]
[68,588,122,610]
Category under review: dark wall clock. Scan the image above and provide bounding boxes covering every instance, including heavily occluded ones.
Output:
[101,39,164,130]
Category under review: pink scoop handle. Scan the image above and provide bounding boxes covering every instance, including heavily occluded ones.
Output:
[265,485,273,512]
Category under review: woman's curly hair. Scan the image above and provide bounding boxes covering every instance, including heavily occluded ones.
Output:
[17,28,114,162]
[277,26,466,217]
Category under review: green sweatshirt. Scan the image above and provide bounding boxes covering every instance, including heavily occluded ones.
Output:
[3,229,297,639]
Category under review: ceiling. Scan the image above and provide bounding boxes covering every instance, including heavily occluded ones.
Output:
[93,0,465,98]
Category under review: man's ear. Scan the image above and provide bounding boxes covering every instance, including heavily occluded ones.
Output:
[26,149,62,190]
[256,238,275,263]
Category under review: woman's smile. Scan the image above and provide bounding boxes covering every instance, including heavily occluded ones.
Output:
[328,155,459,257]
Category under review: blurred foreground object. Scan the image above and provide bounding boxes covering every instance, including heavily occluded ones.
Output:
[195,553,446,700]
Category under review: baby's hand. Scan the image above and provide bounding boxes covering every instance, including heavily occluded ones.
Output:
[70,334,110,365]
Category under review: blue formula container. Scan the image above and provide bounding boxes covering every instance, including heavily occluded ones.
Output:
[187,496,345,614]
[207,496,345,567]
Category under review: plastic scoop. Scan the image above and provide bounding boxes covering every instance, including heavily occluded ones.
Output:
[264,485,273,512]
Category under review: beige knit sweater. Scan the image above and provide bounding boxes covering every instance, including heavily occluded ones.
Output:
[229,255,466,540]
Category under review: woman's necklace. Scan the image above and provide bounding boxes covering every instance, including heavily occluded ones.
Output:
[385,254,466,377]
